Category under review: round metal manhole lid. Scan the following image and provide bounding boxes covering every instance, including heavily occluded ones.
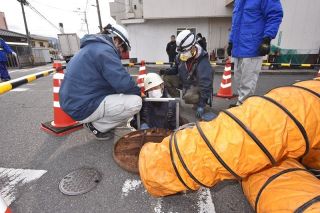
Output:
[59,168,102,196]
[113,128,172,174]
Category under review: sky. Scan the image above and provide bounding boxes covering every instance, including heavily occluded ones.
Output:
[0,0,116,38]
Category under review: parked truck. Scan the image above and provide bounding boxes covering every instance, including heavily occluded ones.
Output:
[58,33,80,62]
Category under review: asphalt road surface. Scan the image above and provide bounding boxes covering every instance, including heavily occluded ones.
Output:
[0,64,316,213]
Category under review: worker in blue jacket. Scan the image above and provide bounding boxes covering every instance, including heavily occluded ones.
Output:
[59,24,142,140]
[0,38,16,81]
[227,0,283,106]
[161,30,216,121]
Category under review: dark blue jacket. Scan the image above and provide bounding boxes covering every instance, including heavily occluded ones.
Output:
[166,49,213,107]
[0,38,13,62]
[229,0,283,57]
[59,34,140,121]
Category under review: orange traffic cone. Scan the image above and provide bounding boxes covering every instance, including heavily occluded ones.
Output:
[0,195,10,213]
[215,58,236,98]
[52,62,62,69]
[41,65,83,136]
[137,60,147,97]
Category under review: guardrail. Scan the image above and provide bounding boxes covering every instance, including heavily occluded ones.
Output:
[0,69,55,95]
[123,61,320,68]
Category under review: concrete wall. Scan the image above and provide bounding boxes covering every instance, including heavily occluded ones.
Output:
[272,0,320,53]
[126,17,231,62]
[143,0,232,19]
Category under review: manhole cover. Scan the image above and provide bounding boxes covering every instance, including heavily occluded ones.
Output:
[59,168,102,196]
[113,128,172,174]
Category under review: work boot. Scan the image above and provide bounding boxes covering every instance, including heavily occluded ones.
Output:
[83,122,114,141]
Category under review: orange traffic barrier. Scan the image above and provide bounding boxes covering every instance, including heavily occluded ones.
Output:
[137,60,147,97]
[215,58,236,98]
[41,64,82,136]
[0,195,11,213]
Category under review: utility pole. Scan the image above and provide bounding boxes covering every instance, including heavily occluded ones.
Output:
[95,0,102,32]
[17,0,33,64]
[84,12,90,34]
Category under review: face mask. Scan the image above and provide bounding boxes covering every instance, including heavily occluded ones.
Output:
[179,47,197,62]
[148,89,163,98]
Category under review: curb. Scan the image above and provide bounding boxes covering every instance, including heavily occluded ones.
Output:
[0,69,55,95]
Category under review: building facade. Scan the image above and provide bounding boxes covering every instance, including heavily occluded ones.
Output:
[110,0,233,62]
[110,0,320,64]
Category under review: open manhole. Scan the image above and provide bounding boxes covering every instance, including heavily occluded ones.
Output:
[59,168,102,196]
[113,128,172,174]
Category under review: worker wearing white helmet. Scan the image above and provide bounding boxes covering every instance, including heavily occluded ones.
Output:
[60,23,142,140]
[160,30,216,121]
[129,73,183,130]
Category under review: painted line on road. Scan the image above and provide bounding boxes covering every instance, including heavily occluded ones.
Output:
[0,168,47,206]
[121,179,142,197]
[11,88,29,92]
[197,187,216,213]
[0,69,55,95]
[9,65,53,74]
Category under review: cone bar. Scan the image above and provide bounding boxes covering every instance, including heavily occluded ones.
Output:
[41,63,82,136]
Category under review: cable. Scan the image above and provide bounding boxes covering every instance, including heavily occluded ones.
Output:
[24,0,60,32]
[28,0,75,13]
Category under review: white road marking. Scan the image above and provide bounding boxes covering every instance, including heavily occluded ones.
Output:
[154,198,163,213]
[121,179,142,197]
[10,88,29,92]
[0,168,47,206]
[197,187,216,213]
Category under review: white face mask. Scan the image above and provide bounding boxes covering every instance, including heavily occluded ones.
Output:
[148,89,163,98]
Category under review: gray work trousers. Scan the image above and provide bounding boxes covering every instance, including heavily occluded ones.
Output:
[79,94,142,133]
[233,57,263,103]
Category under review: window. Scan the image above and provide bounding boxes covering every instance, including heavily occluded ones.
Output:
[177,27,196,36]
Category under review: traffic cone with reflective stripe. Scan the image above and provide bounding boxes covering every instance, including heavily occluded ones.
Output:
[41,67,83,136]
[215,58,236,98]
[0,195,10,213]
[137,60,147,97]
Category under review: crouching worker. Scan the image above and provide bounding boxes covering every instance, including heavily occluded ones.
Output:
[130,73,182,130]
[160,30,216,121]
[59,23,142,140]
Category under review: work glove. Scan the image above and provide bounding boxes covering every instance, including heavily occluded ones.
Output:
[159,68,167,76]
[12,52,17,57]
[259,37,271,56]
[201,112,217,122]
[227,42,233,56]
[140,123,150,130]
[195,106,205,118]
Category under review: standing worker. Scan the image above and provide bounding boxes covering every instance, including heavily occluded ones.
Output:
[227,0,283,106]
[161,30,216,121]
[59,23,142,140]
[166,35,177,65]
[0,38,16,82]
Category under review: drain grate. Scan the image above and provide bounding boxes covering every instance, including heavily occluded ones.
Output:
[59,168,102,196]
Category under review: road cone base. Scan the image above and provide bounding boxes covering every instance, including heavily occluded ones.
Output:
[41,121,83,136]
[214,93,238,99]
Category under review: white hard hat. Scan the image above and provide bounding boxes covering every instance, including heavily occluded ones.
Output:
[144,73,164,91]
[104,23,131,50]
[176,30,196,52]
